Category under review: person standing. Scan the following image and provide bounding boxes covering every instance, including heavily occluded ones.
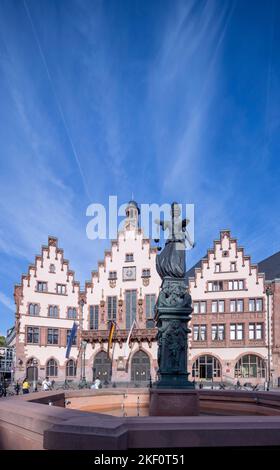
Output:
[14,381,21,395]
[22,378,30,394]
[42,376,52,391]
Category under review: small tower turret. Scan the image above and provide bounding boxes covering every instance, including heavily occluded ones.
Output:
[124,200,140,231]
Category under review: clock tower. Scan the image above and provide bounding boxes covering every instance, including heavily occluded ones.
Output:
[124,200,140,231]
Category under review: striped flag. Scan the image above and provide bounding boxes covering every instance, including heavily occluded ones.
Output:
[123,319,136,359]
[66,322,78,358]
[107,321,116,354]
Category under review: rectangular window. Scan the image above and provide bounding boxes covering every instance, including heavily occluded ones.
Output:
[249,299,255,312]
[67,307,77,319]
[237,299,244,312]
[27,327,39,344]
[208,281,223,292]
[200,301,206,314]
[107,296,117,322]
[200,325,207,340]
[108,271,117,280]
[193,325,207,341]
[67,329,77,346]
[256,299,263,312]
[214,281,223,291]
[230,300,236,312]
[125,290,137,329]
[57,284,66,295]
[230,324,244,340]
[256,323,263,339]
[215,263,221,273]
[142,269,151,278]
[193,302,199,314]
[218,300,225,313]
[229,280,244,291]
[249,323,263,340]
[125,253,134,262]
[89,305,99,330]
[145,294,156,319]
[212,325,218,341]
[230,262,236,271]
[47,328,59,345]
[237,324,244,340]
[212,324,225,341]
[193,325,199,341]
[211,301,218,313]
[37,281,47,292]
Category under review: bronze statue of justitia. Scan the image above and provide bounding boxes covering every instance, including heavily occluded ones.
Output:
[154,202,195,279]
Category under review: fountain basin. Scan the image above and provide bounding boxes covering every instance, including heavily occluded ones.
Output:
[1,389,280,449]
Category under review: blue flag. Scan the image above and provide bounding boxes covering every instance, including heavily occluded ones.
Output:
[66,322,78,358]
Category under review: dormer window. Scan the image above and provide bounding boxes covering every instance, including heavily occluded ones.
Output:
[125,253,134,262]
[142,269,151,278]
[49,264,56,273]
[108,271,117,280]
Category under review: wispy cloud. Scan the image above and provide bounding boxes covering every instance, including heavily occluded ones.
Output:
[0,292,14,311]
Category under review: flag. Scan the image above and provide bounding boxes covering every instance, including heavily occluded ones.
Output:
[123,319,136,359]
[107,321,116,354]
[66,322,78,359]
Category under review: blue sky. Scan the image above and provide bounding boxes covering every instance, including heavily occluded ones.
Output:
[0,0,279,334]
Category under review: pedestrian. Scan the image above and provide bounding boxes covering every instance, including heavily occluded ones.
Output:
[14,381,21,395]
[94,377,101,389]
[22,378,30,394]
[42,376,52,391]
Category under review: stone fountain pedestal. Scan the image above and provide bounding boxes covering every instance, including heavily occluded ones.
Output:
[149,277,199,416]
[150,388,199,416]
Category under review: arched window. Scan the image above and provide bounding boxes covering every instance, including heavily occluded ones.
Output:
[66,359,76,377]
[29,303,39,316]
[67,307,77,319]
[131,350,150,382]
[235,354,266,378]
[46,359,58,377]
[93,351,112,382]
[192,355,221,380]
[26,358,38,381]
[48,305,58,318]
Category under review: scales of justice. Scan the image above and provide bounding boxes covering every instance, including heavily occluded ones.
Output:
[150,202,199,416]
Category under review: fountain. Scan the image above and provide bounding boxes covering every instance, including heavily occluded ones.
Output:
[150,202,198,415]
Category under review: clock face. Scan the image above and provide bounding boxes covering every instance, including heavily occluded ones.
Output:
[123,266,136,281]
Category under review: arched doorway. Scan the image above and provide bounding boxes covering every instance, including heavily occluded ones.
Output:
[26,358,38,382]
[93,351,112,382]
[131,350,150,382]
[235,354,266,378]
[192,355,221,380]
